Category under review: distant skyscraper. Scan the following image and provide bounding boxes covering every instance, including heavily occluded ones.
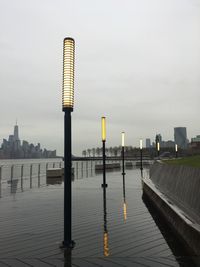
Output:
[14,123,19,141]
[174,127,187,149]
[146,138,151,148]
[13,122,21,149]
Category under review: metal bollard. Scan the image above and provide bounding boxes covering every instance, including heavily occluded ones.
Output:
[30,164,32,188]
[21,165,24,189]
[76,162,78,179]
[38,163,41,177]
[38,164,40,187]
[11,165,14,182]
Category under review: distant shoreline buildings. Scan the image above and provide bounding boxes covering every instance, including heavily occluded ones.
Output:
[0,123,56,159]
[82,126,200,158]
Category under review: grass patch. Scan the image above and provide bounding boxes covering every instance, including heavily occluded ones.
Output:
[164,155,200,168]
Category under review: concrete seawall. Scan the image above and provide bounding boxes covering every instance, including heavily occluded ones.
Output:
[143,162,200,255]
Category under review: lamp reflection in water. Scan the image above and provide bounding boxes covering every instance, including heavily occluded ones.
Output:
[103,187,110,256]
[122,173,127,221]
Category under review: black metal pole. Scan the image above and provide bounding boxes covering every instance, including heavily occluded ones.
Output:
[176,151,178,158]
[140,148,143,171]
[102,140,107,187]
[122,173,125,199]
[63,110,75,249]
[122,146,125,175]
[103,187,107,233]
[157,148,160,158]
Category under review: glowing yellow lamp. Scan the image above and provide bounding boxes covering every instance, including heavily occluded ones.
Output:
[175,144,178,152]
[62,37,75,111]
[122,132,125,147]
[140,139,143,150]
[102,117,106,141]
[157,142,160,151]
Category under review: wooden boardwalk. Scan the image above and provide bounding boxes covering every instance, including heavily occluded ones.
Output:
[0,168,199,266]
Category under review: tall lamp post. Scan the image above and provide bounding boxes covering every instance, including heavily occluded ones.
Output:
[102,117,107,188]
[157,142,160,158]
[122,132,125,175]
[140,139,143,171]
[175,144,178,158]
[62,37,75,249]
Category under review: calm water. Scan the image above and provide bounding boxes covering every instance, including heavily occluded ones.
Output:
[0,158,135,198]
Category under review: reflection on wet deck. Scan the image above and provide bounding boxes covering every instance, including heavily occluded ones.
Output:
[0,167,199,266]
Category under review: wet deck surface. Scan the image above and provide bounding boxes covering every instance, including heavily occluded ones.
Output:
[0,168,199,266]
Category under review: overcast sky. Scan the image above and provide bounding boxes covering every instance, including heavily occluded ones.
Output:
[0,0,199,156]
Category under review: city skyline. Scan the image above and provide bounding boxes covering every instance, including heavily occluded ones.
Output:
[0,123,56,159]
[0,0,199,156]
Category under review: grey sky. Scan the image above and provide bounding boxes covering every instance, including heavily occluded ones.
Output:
[0,0,199,156]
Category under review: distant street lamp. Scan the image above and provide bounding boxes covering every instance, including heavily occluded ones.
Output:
[121,132,125,175]
[140,139,143,171]
[102,117,107,187]
[62,37,75,249]
[157,142,160,157]
[175,144,178,158]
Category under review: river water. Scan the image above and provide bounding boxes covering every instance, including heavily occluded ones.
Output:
[0,158,129,198]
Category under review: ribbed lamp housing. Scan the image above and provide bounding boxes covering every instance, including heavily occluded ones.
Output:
[122,132,125,147]
[140,139,143,150]
[62,37,75,111]
[102,117,106,141]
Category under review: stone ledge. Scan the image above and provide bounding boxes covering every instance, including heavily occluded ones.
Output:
[143,177,200,255]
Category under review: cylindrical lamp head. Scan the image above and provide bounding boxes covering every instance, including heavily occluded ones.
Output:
[140,139,143,150]
[157,142,160,151]
[175,144,178,152]
[62,37,75,111]
[102,117,106,141]
[122,132,125,147]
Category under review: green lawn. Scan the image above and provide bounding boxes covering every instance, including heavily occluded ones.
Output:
[164,155,200,168]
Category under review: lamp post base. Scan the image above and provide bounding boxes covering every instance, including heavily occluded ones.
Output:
[60,240,76,250]
[101,184,108,188]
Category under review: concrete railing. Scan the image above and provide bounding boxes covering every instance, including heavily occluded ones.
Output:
[143,162,200,255]
[150,162,200,223]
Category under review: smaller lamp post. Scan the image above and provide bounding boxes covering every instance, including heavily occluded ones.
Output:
[101,117,107,187]
[121,132,125,175]
[140,139,143,171]
[157,142,160,157]
[175,144,178,158]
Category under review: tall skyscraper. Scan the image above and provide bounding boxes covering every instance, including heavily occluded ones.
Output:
[14,124,19,141]
[174,127,187,149]
[13,122,21,149]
